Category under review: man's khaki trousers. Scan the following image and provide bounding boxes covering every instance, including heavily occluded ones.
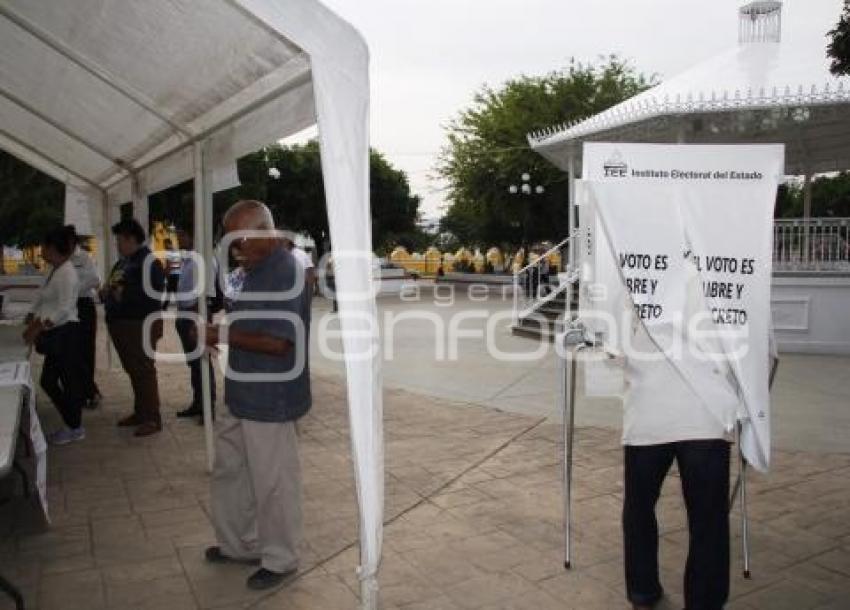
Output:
[211,410,302,573]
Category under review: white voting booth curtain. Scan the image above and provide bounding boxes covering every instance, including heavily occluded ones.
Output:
[578,143,783,472]
[0,0,383,605]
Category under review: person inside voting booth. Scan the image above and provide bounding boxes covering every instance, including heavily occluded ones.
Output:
[573,143,781,610]
[620,327,735,610]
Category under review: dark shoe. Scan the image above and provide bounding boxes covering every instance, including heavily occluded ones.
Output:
[117,413,143,427]
[204,546,260,566]
[630,592,663,610]
[246,567,296,591]
[177,404,202,418]
[133,421,162,437]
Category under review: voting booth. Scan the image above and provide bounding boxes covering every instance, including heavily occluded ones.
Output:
[557,142,783,575]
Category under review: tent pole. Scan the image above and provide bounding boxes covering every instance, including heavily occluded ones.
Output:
[193,142,216,474]
[101,190,115,372]
[130,175,149,237]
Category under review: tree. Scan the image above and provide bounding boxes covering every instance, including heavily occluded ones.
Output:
[827,3,850,76]
[262,141,424,254]
[0,150,64,249]
[437,57,653,249]
[775,173,850,218]
[147,141,423,254]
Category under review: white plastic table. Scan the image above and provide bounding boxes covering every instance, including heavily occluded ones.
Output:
[0,324,30,610]
[0,326,28,478]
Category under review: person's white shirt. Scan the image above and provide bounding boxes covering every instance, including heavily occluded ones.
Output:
[70,246,100,299]
[620,325,739,446]
[30,259,79,327]
[176,251,197,310]
[165,248,182,276]
[175,251,220,310]
[290,246,314,270]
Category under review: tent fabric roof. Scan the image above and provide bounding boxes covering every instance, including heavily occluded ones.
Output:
[0,0,315,193]
[0,2,384,605]
[529,34,850,175]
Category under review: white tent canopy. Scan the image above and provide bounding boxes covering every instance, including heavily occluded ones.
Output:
[0,0,383,606]
[530,3,850,176]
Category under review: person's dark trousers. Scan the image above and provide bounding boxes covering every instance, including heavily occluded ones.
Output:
[175,314,215,409]
[107,319,163,425]
[76,296,101,401]
[165,274,179,306]
[623,440,731,610]
[40,322,85,429]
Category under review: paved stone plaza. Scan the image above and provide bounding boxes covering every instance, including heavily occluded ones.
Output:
[1,302,849,609]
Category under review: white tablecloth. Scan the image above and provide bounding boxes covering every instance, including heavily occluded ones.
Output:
[0,324,48,518]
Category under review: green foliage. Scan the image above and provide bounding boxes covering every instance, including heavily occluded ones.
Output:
[438,57,653,248]
[0,150,64,247]
[828,3,850,76]
[148,141,424,255]
[775,172,850,218]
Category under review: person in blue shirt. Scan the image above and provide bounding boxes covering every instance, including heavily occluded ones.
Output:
[203,200,311,591]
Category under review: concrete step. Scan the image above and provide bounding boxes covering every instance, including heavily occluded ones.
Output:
[511,314,565,341]
[511,323,557,342]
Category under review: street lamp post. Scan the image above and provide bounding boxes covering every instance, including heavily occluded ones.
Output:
[508,172,545,256]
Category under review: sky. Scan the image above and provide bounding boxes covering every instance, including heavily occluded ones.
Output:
[311,0,844,220]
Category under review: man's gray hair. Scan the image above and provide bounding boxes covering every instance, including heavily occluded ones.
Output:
[223,200,275,230]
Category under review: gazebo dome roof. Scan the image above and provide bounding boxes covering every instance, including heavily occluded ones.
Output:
[530,3,850,175]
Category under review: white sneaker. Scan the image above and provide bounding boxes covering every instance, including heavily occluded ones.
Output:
[49,427,86,445]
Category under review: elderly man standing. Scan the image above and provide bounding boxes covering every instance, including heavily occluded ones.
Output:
[204,200,311,591]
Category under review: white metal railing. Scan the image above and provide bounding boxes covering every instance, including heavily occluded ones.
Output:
[512,233,577,326]
[773,218,850,272]
[513,218,848,330]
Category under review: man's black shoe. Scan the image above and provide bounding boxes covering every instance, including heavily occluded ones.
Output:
[246,567,296,591]
[177,404,202,418]
[204,546,260,566]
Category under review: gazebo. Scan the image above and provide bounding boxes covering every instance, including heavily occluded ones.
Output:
[529,1,850,261]
[524,1,850,354]
[0,0,383,606]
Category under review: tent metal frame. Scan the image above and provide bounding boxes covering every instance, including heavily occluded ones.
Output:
[0,4,383,606]
[0,3,193,139]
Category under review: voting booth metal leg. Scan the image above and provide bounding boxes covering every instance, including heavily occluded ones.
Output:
[740,446,751,578]
[730,357,777,580]
[732,423,752,579]
[561,345,578,570]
